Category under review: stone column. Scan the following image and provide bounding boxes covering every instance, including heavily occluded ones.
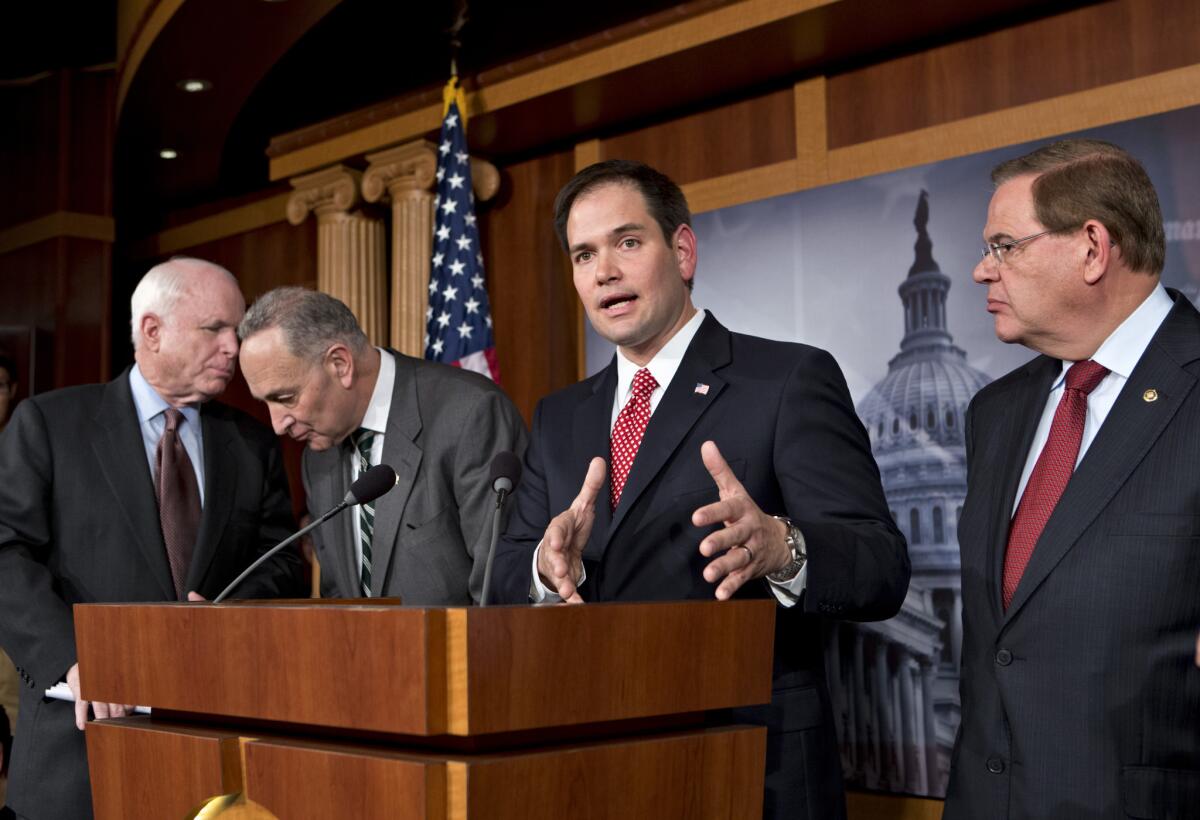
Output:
[287,165,388,345]
[951,589,964,670]
[899,657,922,793]
[363,140,502,358]
[921,659,941,794]
[874,640,893,787]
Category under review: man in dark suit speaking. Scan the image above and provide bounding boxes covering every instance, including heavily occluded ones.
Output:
[237,287,526,604]
[491,160,910,819]
[0,257,304,820]
[945,139,1200,819]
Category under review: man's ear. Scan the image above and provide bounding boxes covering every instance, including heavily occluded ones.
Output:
[140,313,164,352]
[1081,219,1113,286]
[324,343,356,389]
[674,223,698,286]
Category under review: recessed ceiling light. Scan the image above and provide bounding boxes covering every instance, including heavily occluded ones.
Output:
[178,79,212,93]
[159,149,178,160]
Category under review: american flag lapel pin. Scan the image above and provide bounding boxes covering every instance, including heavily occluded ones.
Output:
[694,382,710,396]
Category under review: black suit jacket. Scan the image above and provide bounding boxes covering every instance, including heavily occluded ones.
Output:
[0,370,304,820]
[303,351,527,603]
[493,313,910,819]
[945,292,1200,820]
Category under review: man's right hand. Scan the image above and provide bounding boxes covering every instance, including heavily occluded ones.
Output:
[537,457,606,603]
[66,663,134,731]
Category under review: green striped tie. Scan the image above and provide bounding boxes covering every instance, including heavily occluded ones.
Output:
[354,429,375,597]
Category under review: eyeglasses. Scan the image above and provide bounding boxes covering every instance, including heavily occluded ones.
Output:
[980,229,1054,266]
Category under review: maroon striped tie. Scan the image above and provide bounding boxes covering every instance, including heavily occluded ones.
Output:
[1002,360,1109,608]
[156,408,201,599]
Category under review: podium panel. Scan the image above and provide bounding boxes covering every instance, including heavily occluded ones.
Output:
[76,600,775,817]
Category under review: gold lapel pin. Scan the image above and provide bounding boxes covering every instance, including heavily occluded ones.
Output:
[1143,388,1158,402]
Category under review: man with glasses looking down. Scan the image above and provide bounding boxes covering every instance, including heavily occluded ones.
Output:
[945,138,1200,819]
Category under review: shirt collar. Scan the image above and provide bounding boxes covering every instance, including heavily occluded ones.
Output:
[1054,284,1173,386]
[129,364,201,428]
[615,309,706,400]
[358,348,396,435]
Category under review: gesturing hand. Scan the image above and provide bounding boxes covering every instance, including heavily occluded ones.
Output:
[692,441,791,600]
[537,457,606,603]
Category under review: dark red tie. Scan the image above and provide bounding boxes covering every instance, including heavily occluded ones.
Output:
[610,368,659,511]
[156,408,201,599]
[1002,360,1109,608]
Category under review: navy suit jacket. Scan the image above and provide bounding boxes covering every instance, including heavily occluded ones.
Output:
[945,292,1200,820]
[0,370,304,820]
[492,313,909,819]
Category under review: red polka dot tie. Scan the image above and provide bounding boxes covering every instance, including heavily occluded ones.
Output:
[1002,359,1109,609]
[610,368,659,511]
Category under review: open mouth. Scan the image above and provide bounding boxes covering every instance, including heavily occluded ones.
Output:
[600,293,637,311]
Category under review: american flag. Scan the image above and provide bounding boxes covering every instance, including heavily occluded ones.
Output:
[424,86,499,382]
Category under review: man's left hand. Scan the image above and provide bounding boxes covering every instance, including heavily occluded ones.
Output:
[693,440,791,600]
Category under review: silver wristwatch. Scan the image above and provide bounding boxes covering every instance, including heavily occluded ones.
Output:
[766,515,806,583]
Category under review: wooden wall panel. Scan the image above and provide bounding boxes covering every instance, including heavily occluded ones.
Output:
[67,70,116,218]
[0,75,63,228]
[58,237,112,386]
[827,0,1200,148]
[481,148,579,425]
[601,87,795,185]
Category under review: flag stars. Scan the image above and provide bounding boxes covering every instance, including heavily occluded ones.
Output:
[436,224,451,241]
[432,252,444,268]
[455,235,472,251]
[471,273,485,290]
[431,338,445,356]
[442,285,458,302]
[448,259,466,276]
[439,140,451,156]
[445,113,458,128]
[428,279,439,295]
[457,321,474,339]
[485,314,493,329]
[455,150,469,164]
[464,297,480,314]
[437,310,451,328]
[448,173,465,189]
[425,306,433,321]
[464,213,476,227]
[436,167,445,182]
[441,199,457,215]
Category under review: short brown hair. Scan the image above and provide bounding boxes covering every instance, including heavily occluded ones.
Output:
[991,138,1164,275]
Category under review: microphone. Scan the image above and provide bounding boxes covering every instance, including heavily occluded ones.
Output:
[212,464,399,604]
[480,451,522,607]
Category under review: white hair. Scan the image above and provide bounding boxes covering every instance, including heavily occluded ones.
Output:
[129,257,236,349]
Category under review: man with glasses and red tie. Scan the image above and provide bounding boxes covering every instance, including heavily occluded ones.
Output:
[491,160,910,820]
[945,139,1200,819]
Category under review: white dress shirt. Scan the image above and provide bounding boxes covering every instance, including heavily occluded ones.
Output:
[533,310,805,605]
[349,348,396,585]
[1012,285,1174,513]
[129,364,205,506]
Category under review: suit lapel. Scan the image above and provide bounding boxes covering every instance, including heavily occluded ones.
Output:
[985,357,1058,620]
[89,373,175,600]
[185,408,237,594]
[1004,295,1200,622]
[371,353,423,596]
[577,362,616,562]
[606,314,730,545]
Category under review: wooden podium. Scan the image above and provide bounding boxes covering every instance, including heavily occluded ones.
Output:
[75,599,775,819]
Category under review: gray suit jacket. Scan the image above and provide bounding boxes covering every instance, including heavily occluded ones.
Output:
[0,370,303,820]
[945,291,1200,820]
[303,352,527,604]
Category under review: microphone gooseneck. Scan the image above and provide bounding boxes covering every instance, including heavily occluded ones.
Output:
[212,463,400,604]
[480,451,523,607]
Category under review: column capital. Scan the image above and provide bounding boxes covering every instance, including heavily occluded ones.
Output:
[287,164,362,225]
[363,141,439,202]
[363,139,500,203]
